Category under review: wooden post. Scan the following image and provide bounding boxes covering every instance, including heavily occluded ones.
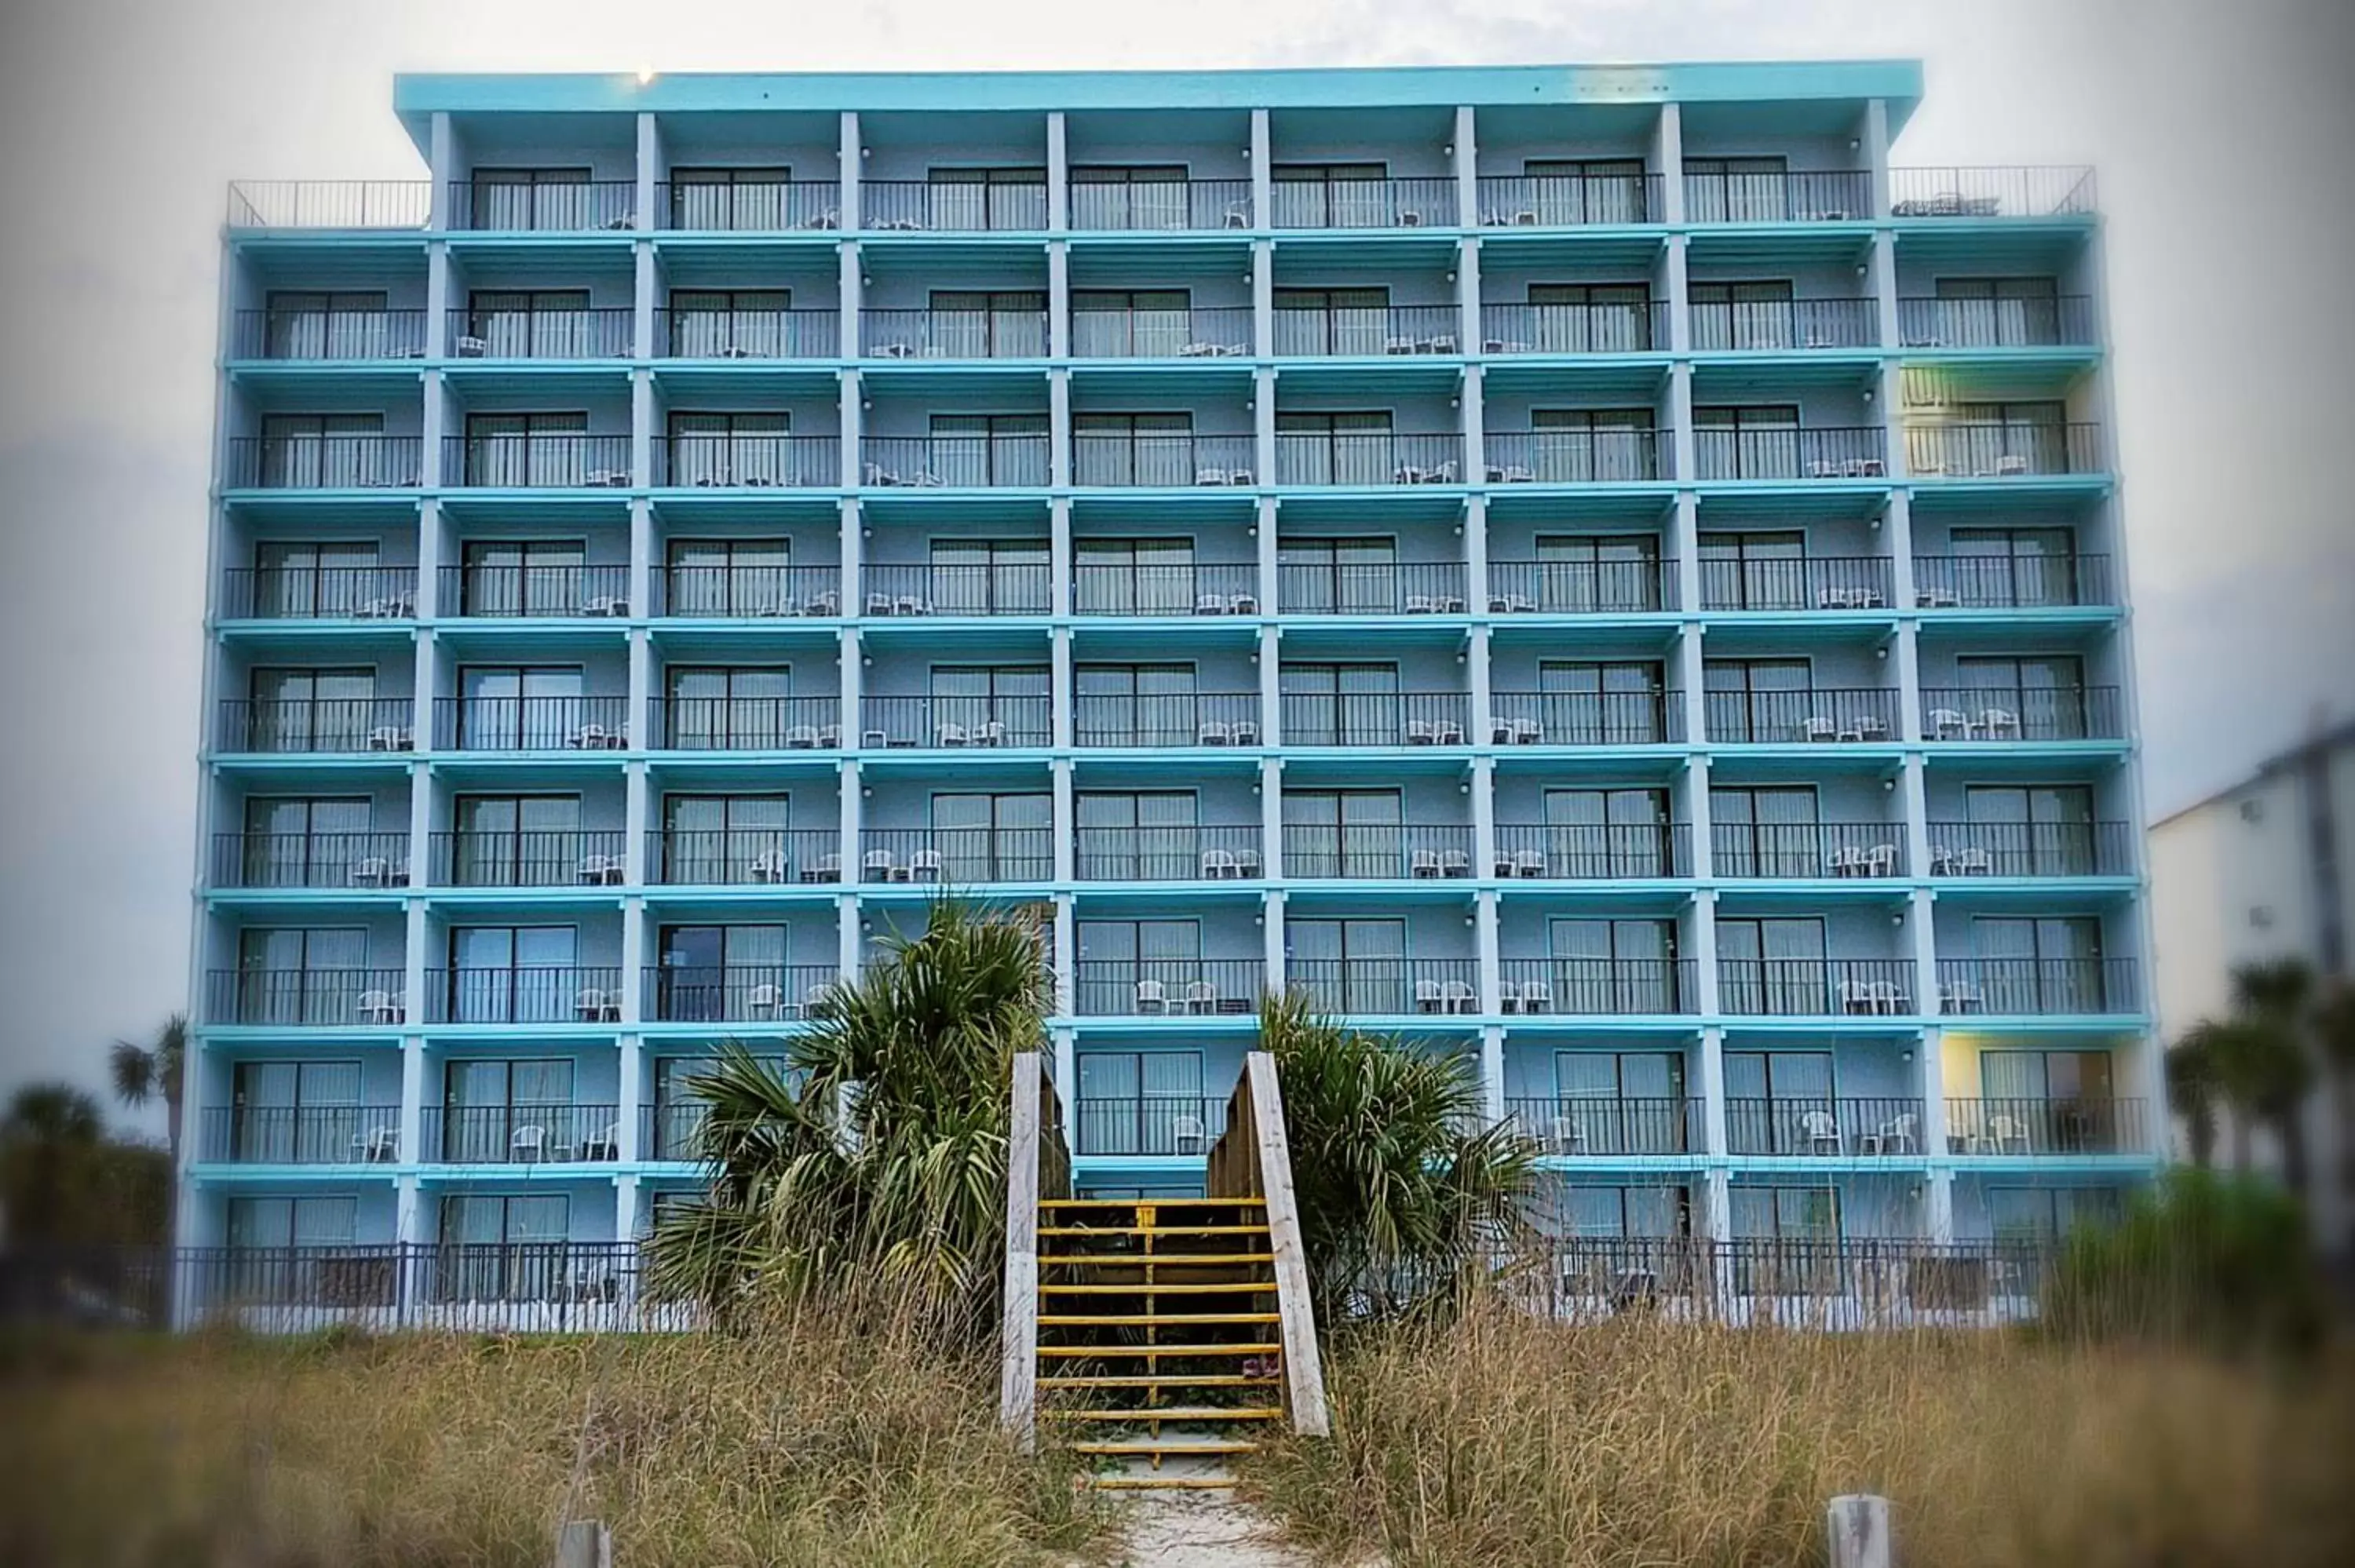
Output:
[553,1520,611,1568]
[1245,1052,1329,1438]
[1827,1494,1893,1568]
[999,1051,1044,1452]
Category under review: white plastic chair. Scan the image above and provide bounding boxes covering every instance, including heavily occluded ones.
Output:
[862,848,897,882]
[1514,848,1546,879]
[910,848,944,881]
[1799,1110,1842,1154]
[745,982,783,1016]
[1413,979,1444,1013]
[1986,1114,2030,1154]
[935,722,970,747]
[1803,715,1839,743]
[1195,593,1228,614]
[574,987,613,1022]
[1407,718,1438,745]
[1519,979,1554,1014]
[1499,980,1522,1015]
[783,724,820,749]
[1441,979,1477,1014]
[1871,1113,1917,1155]
[1199,720,1233,746]
[1929,708,1971,740]
[1410,848,1441,878]
[1978,707,2021,740]
[972,720,1006,747]
[510,1123,548,1162]
[356,989,403,1024]
[806,852,842,884]
[1201,848,1238,879]
[1134,979,1167,1015]
[353,1125,400,1163]
[1229,720,1261,746]
[1171,1114,1207,1155]
[1440,848,1471,878]
[1184,980,1217,1014]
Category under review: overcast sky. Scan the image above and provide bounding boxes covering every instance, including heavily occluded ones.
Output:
[0,0,2350,1132]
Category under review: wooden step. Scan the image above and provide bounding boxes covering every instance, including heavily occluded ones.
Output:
[1084,1473,1237,1491]
[1035,1341,1280,1358]
[1040,1311,1281,1327]
[1049,1406,1283,1423]
[1039,1373,1280,1389]
[1071,1438,1261,1457]
[1039,1280,1272,1296]
[1040,1197,1265,1209]
[1039,1223,1269,1238]
[1039,1252,1275,1267]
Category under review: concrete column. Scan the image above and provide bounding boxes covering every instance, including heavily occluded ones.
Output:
[1917,1022,1950,1161]
[1259,757,1284,881]
[1456,237,1481,365]
[626,627,652,749]
[620,897,646,1024]
[630,370,654,489]
[1684,754,1714,881]
[1049,369,1071,487]
[419,366,447,487]
[1667,361,1696,487]
[1470,752,1496,881]
[395,1172,422,1247]
[839,498,862,630]
[1653,104,1684,225]
[1698,1023,1728,1158]
[1050,627,1074,748]
[1053,1024,1078,1145]
[1923,1169,1955,1245]
[840,625,864,748]
[1459,363,1484,494]
[615,1174,641,1246]
[1467,622,1492,751]
[1257,622,1282,749]
[1669,490,1699,615]
[1251,244,1274,360]
[841,366,863,489]
[634,111,660,232]
[1463,492,1489,616]
[838,887,861,979]
[1053,896,1076,1019]
[427,113,455,232]
[616,1036,644,1161]
[1451,104,1477,227]
[1263,888,1287,991]
[839,112,862,232]
[838,246,862,360]
[1051,759,1075,883]
[628,495,654,633]
[1046,111,1068,233]
[1908,886,1941,1022]
[1663,234,1690,355]
[1047,242,1069,358]
[1676,622,1707,746]
[1249,108,1272,228]
[633,242,656,361]
[1474,888,1501,1018]
[1689,888,1722,1018]
[424,240,452,363]
[1863,100,1893,220]
[1050,497,1072,616]
[1254,494,1278,612]
[1479,1023,1505,1124]
[623,757,650,885]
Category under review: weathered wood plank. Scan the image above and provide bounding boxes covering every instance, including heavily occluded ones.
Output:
[553,1519,611,1568]
[1245,1051,1329,1439]
[1827,1493,1893,1568]
[999,1051,1043,1452]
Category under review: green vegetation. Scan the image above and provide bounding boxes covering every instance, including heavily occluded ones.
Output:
[0,1083,170,1247]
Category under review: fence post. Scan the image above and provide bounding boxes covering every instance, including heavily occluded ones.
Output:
[554,1519,611,1568]
[1827,1494,1893,1568]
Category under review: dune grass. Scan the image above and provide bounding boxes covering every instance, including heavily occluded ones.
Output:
[1246,1302,2355,1568]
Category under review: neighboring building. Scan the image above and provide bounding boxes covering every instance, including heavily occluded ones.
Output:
[2152,718,2355,1250]
[186,60,2159,1316]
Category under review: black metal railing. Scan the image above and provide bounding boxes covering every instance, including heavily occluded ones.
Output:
[860,308,1050,359]
[1934,958,2139,1016]
[1485,689,1678,746]
[423,966,626,1026]
[215,697,416,754]
[223,436,422,490]
[643,965,843,1024]
[1690,297,1880,352]
[656,180,842,232]
[1889,166,2098,219]
[447,308,633,359]
[1717,957,1918,1017]
[210,831,413,890]
[655,307,841,358]
[1272,304,1462,356]
[860,180,1049,232]
[1072,960,1266,1018]
[856,696,1050,749]
[858,829,1054,884]
[646,828,845,886]
[447,180,637,232]
[1271,176,1458,229]
[1288,957,1482,1016]
[1482,428,1667,484]
[221,565,418,621]
[167,1243,661,1329]
[1276,561,1468,614]
[1945,1098,2146,1155]
[420,1104,623,1164]
[1072,1095,1233,1155]
[1693,426,1886,482]
[655,435,840,489]
[1072,691,1262,748]
[1484,558,1674,614]
[644,1101,711,1161]
[204,968,410,1027]
[1068,177,1255,232]
[428,830,630,888]
[1071,561,1261,615]
[1698,556,1894,611]
[227,181,431,228]
[197,1106,404,1165]
[1274,432,1464,486]
[1278,690,1473,747]
[1506,1096,1701,1155]
[860,435,1050,487]
[1280,823,1477,880]
[443,435,633,488]
[1683,170,1872,223]
[230,308,430,360]
[1703,687,1902,746]
[646,696,842,752]
[1074,825,1265,881]
[1497,957,1698,1016]
[1725,1097,1926,1157]
[1919,687,2125,742]
[1911,553,2112,609]
[1897,295,2097,348]
[1710,822,1908,879]
[1922,821,2136,879]
[433,695,631,751]
[1491,822,1688,880]
[1475,172,1663,227]
[436,564,632,618]
[1903,422,2104,478]
[1478,301,1667,355]
[859,563,1052,615]
[1071,433,1258,487]
[1069,305,1254,357]
[658,564,842,618]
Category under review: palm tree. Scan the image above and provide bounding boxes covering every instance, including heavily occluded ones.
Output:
[110,1013,188,1166]
[645,897,1050,1336]
[0,1085,105,1244]
[2165,1030,2221,1169]
[2229,959,2320,1202]
[1257,990,1539,1324]
[2309,979,2355,1220]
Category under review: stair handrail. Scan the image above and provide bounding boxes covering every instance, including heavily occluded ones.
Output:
[1206,1050,1330,1437]
[999,1050,1066,1451]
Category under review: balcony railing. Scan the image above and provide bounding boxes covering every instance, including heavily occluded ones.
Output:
[858,829,1053,884]
[1919,687,2124,742]
[1476,172,1663,227]
[860,180,1048,232]
[1716,957,1919,1017]
[1904,423,2103,479]
[1934,958,2139,1016]
[210,831,413,891]
[1693,426,1886,483]
[1281,824,1477,881]
[224,436,422,490]
[1945,1097,2145,1155]
[443,435,633,489]
[1923,821,2137,879]
[428,830,630,888]
[1072,960,1265,1018]
[1478,301,1667,355]
[1278,690,1473,747]
[1506,1096,1702,1155]
[1070,306,1253,357]
[198,1106,404,1165]
[1726,1097,1926,1157]
[1690,297,1880,352]
[1485,558,1675,614]
[204,968,410,1027]
[1072,562,1260,616]
[645,1101,711,1161]
[1486,689,1679,746]
[1276,561,1467,615]
[646,696,842,752]
[436,564,633,618]
[1710,822,1908,880]
[1271,177,1457,229]
[1072,1095,1233,1156]
[1897,295,2097,349]
[1482,428,1667,484]
[1275,432,1464,487]
[1703,687,1901,746]
[433,695,631,752]
[658,564,841,618]
[1496,957,1697,1015]
[230,308,430,361]
[447,180,637,232]
[858,696,1051,749]
[1698,556,1893,612]
[1272,304,1462,356]
[171,1242,660,1329]
[861,562,1052,616]
[860,308,1049,360]
[1889,167,2098,219]
[1074,825,1264,881]
[1911,553,2112,610]
[227,181,432,229]
[1068,177,1254,232]
[1072,434,1258,487]
[655,307,840,359]
[655,179,842,232]
[1072,692,1262,748]
[646,828,845,886]
[424,965,626,1026]
[1491,822,1688,880]
[654,436,840,489]
[447,308,633,359]
[215,697,415,755]
[420,1104,623,1165]
[860,435,1050,488]
[1289,957,1481,1016]
[220,566,418,621]
[1683,170,1872,224]
[643,965,844,1024]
